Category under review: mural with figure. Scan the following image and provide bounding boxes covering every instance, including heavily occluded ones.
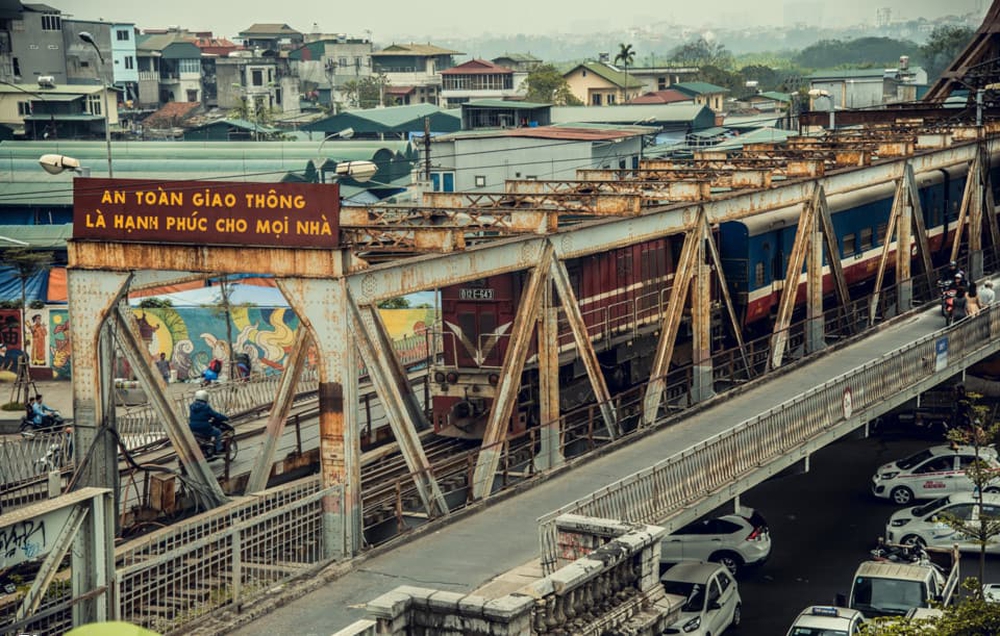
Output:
[0,309,26,379]
[49,309,71,379]
[25,309,48,368]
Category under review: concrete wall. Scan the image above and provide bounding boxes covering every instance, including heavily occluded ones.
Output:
[358,515,680,635]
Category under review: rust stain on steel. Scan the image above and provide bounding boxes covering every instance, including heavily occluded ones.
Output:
[786,160,825,178]
[832,150,869,167]
[318,380,346,486]
[413,229,464,251]
[69,242,345,277]
[876,142,915,157]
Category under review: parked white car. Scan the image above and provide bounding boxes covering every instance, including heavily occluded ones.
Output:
[660,508,771,577]
[786,605,866,635]
[660,561,741,635]
[871,444,1000,505]
[885,492,1000,551]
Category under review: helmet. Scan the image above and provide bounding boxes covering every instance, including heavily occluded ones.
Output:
[950,260,957,267]
[194,389,209,402]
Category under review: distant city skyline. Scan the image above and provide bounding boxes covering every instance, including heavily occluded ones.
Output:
[64,0,983,41]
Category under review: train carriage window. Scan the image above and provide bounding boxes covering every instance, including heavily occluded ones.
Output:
[754,262,765,288]
[876,222,887,245]
[843,233,856,256]
[860,227,873,251]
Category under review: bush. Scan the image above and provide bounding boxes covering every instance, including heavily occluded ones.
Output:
[1,401,25,411]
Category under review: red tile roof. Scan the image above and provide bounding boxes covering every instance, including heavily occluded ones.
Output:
[440,59,513,75]
[143,101,201,128]
[629,89,693,104]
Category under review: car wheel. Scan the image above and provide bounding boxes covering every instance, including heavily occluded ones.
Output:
[901,534,926,548]
[710,551,744,577]
[985,487,1000,495]
[731,602,742,628]
[891,486,914,505]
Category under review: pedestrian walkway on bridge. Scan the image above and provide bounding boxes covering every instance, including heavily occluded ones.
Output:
[192,306,982,635]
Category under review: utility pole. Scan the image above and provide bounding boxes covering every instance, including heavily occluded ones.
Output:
[423,116,431,182]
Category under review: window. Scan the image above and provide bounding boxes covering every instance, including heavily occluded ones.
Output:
[186,89,198,102]
[591,94,601,106]
[40,13,61,31]
[607,93,616,105]
[116,30,130,41]
[876,222,887,244]
[178,59,199,74]
[860,226,873,250]
[88,94,102,116]
[474,175,486,188]
[843,233,856,256]
[81,60,89,68]
[914,456,953,474]
[339,57,348,68]
[251,69,263,86]
[17,101,29,116]
[124,56,134,70]
[754,262,765,287]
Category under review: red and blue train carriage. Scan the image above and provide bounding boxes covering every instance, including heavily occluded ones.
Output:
[430,160,999,438]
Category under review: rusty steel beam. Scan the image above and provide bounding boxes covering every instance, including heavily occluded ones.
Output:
[341,227,467,253]
[347,141,993,304]
[245,326,312,494]
[423,191,643,215]
[66,270,130,500]
[549,258,620,439]
[701,214,751,373]
[690,250,714,403]
[903,164,937,294]
[576,168,773,190]
[642,221,701,426]
[341,205,558,234]
[535,282,563,470]
[17,503,88,621]
[870,180,904,326]
[806,198,825,354]
[771,192,817,369]
[276,276,361,558]
[953,158,977,265]
[472,244,552,501]
[505,178,711,202]
[969,153,986,280]
[111,305,228,506]
[897,175,915,311]
[348,297,449,517]
[814,186,850,313]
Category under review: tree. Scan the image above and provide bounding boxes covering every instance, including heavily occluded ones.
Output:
[669,38,734,70]
[861,578,1000,634]
[795,36,918,70]
[920,25,975,84]
[342,74,391,109]
[523,64,582,105]
[615,43,635,103]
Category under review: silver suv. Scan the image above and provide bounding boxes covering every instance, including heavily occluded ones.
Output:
[660,508,771,577]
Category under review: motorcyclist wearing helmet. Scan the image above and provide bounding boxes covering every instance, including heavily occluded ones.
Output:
[189,389,228,452]
[945,260,965,288]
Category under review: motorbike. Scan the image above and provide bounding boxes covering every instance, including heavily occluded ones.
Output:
[938,279,957,325]
[193,418,237,462]
[19,409,65,438]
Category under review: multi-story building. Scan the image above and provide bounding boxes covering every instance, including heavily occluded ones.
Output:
[563,61,644,106]
[671,81,730,114]
[216,51,299,118]
[491,53,542,73]
[237,23,304,53]
[10,3,67,84]
[372,42,461,106]
[440,59,524,108]
[287,35,373,109]
[0,81,119,139]
[136,30,203,106]
[807,62,928,110]
[63,20,139,105]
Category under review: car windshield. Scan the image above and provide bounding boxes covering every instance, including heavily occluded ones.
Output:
[897,449,935,470]
[851,577,926,616]
[788,628,849,636]
[662,580,706,613]
[912,496,951,517]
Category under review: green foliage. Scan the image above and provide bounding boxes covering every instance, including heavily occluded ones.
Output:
[669,38,734,70]
[378,296,411,309]
[138,297,173,309]
[1,402,25,411]
[343,73,391,109]
[862,579,1000,634]
[794,37,919,69]
[1,248,53,315]
[523,63,582,105]
[920,26,975,84]
[614,43,635,71]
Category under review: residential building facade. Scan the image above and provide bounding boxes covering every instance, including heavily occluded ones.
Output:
[807,63,928,109]
[671,82,730,114]
[11,3,67,84]
[372,43,461,106]
[216,52,300,118]
[563,62,643,107]
[287,36,373,109]
[136,31,203,105]
[440,59,524,108]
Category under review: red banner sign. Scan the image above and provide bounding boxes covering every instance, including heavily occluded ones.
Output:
[73,178,340,248]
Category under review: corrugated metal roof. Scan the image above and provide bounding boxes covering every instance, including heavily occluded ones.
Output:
[465,99,549,109]
[374,43,462,56]
[672,81,730,96]
[754,91,792,102]
[0,84,103,96]
[441,59,512,75]
[493,53,540,63]
[302,103,461,135]
[688,126,727,138]
[186,118,281,134]
[711,127,794,151]
[24,114,102,121]
[434,124,646,142]
[0,223,71,248]
[550,104,711,124]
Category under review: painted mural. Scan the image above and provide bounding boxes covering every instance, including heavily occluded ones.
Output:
[0,304,438,382]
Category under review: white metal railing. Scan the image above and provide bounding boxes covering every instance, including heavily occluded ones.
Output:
[537,307,1000,573]
[115,476,333,633]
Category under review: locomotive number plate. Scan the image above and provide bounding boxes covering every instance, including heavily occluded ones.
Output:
[460,288,495,300]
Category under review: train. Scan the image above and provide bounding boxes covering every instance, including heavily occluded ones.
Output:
[429,159,1000,438]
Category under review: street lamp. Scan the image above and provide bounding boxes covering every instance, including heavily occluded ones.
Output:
[312,128,379,184]
[38,153,91,177]
[78,31,113,177]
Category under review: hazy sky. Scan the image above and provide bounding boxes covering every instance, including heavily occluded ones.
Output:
[64,0,981,41]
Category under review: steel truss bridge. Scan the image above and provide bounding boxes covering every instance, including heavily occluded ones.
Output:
[8,117,1000,632]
